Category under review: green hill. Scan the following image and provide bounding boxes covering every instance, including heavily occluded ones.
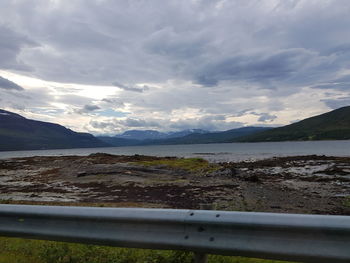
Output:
[0,109,109,151]
[239,106,350,142]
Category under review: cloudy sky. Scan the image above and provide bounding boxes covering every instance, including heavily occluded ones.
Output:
[0,0,350,135]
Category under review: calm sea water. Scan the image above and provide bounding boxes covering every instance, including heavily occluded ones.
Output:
[0,140,349,162]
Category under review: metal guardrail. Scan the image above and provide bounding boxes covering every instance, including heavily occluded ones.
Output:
[0,204,349,263]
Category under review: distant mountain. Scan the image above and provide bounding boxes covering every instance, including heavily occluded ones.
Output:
[114,129,208,140]
[0,109,109,151]
[144,127,272,145]
[239,106,350,142]
[98,127,271,146]
[115,130,166,140]
[165,129,208,139]
[97,136,140,147]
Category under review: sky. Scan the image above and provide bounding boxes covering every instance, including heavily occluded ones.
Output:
[0,0,350,135]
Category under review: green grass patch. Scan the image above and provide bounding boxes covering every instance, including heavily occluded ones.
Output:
[0,237,296,263]
[134,157,219,174]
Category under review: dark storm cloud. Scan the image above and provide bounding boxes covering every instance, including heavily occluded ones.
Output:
[257,113,277,122]
[247,111,278,123]
[196,49,313,86]
[0,76,23,90]
[321,97,350,109]
[0,25,37,71]
[1,0,350,89]
[83,104,100,112]
[74,104,101,115]
[0,86,53,113]
[322,43,350,56]
[312,82,350,91]
[101,98,125,108]
[143,26,209,59]
[112,82,149,93]
[310,72,350,91]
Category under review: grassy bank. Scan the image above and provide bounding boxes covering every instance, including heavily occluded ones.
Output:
[0,237,295,263]
[134,157,219,174]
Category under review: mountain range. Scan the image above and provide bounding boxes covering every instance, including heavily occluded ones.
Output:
[0,106,349,151]
[113,129,208,140]
[98,127,271,146]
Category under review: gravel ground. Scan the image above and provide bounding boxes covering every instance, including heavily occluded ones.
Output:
[0,153,349,215]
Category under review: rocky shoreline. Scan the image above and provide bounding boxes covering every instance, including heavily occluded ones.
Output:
[0,153,349,215]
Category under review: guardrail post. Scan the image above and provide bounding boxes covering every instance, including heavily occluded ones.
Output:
[194,253,208,263]
[194,203,216,263]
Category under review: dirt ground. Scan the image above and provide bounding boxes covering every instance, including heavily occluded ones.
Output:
[0,153,349,215]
